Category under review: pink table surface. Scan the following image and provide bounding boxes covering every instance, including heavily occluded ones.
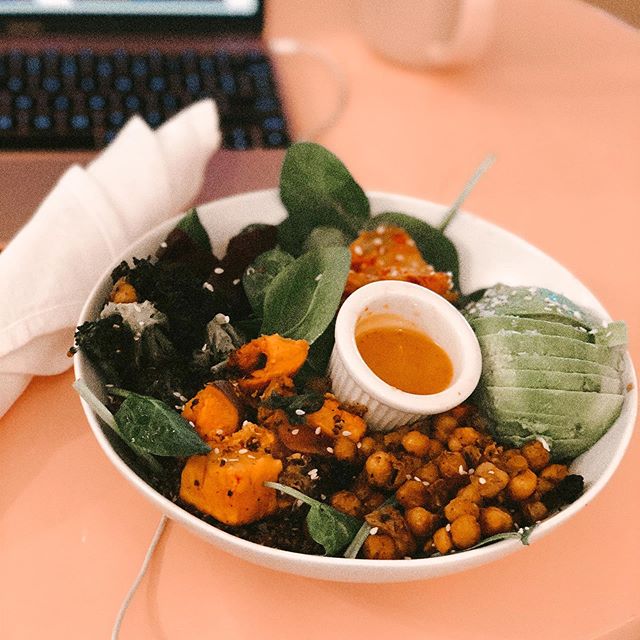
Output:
[2,1,639,638]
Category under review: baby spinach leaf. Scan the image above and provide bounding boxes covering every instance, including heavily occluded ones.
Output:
[111,388,211,457]
[279,142,370,254]
[261,246,350,345]
[265,482,361,556]
[243,247,295,315]
[73,379,163,473]
[263,391,325,424]
[302,226,350,253]
[176,207,212,252]
[367,212,460,288]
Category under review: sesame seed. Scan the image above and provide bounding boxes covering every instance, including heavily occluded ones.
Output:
[320,494,327,501]
[376,225,386,234]
[369,527,379,535]
[315,273,323,281]
[326,447,334,454]
[295,409,306,416]
[445,524,451,532]
[315,427,322,435]
[478,477,487,484]
[216,429,224,435]
[160,241,168,248]
[201,343,208,351]
[356,442,362,449]
[458,465,467,475]
[342,430,352,437]
[308,468,319,480]
[353,245,364,256]
[291,429,300,435]
[214,267,224,274]
[213,448,220,454]
[242,420,251,427]
[406,474,413,480]
[202,282,214,292]
[372,237,383,246]
[536,435,551,452]
[295,499,303,508]
[238,448,248,454]
[422,481,430,486]
[232,278,241,285]
[248,454,256,459]
[414,476,422,482]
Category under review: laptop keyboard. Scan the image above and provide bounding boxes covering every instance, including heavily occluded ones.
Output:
[0,48,291,151]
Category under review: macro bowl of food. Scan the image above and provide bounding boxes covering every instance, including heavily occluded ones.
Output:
[73,143,637,582]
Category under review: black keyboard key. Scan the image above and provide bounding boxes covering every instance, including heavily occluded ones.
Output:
[0,128,92,149]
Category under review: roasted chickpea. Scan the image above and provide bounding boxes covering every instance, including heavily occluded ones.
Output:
[451,427,481,447]
[402,430,431,457]
[405,507,439,538]
[450,404,472,421]
[507,469,538,501]
[502,450,529,476]
[450,514,481,549]
[433,414,458,442]
[110,277,137,303]
[473,462,509,498]
[521,500,549,525]
[433,526,454,555]
[540,463,569,483]
[334,435,357,462]
[436,451,468,478]
[444,497,480,523]
[383,430,404,449]
[359,436,378,457]
[365,451,395,488]
[480,506,513,536]
[330,491,363,518]
[521,439,551,471]
[363,534,397,559]
[428,439,445,458]
[396,480,428,509]
[456,482,482,504]
[414,461,440,484]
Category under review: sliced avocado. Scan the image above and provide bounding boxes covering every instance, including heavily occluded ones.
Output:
[464,284,602,329]
[482,353,621,379]
[470,315,592,342]
[489,421,603,461]
[478,333,624,371]
[483,368,622,394]
[482,387,624,425]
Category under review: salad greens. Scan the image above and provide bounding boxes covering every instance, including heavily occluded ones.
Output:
[265,482,361,555]
[261,246,351,344]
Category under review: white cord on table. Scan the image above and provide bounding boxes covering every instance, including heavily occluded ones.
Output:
[110,39,347,638]
[112,515,168,640]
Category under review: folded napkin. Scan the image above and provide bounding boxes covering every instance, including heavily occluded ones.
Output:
[0,99,221,419]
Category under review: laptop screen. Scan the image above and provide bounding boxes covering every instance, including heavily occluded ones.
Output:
[0,0,259,18]
[0,0,263,33]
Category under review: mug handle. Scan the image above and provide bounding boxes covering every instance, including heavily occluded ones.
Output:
[425,0,496,67]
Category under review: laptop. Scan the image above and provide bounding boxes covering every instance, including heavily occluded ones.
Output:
[0,0,291,244]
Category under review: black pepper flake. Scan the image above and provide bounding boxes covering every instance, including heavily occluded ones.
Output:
[220,459,227,467]
[194,480,200,487]
[191,398,199,407]
[227,490,234,497]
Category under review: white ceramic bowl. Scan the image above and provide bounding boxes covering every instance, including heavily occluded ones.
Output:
[329,280,482,431]
[74,189,637,583]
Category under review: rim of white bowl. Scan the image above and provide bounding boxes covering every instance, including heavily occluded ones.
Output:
[334,280,482,414]
[73,188,638,581]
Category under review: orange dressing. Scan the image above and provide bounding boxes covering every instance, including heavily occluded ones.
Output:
[355,314,453,395]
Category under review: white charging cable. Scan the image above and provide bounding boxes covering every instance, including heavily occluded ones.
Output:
[268,37,350,142]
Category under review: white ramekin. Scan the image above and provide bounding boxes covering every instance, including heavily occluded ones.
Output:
[329,280,482,432]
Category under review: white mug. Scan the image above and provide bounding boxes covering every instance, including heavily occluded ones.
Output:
[356,0,496,69]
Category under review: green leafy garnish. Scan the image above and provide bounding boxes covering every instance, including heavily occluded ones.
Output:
[110,388,211,457]
[263,391,325,424]
[73,379,163,473]
[242,247,295,315]
[176,207,212,252]
[431,526,537,557]
[265,482,362,555]
[261,246,351,344]
[302,226,350,253]
[278,142,370,254]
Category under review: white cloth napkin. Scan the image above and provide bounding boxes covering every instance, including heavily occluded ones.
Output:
[0,99,221,419]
